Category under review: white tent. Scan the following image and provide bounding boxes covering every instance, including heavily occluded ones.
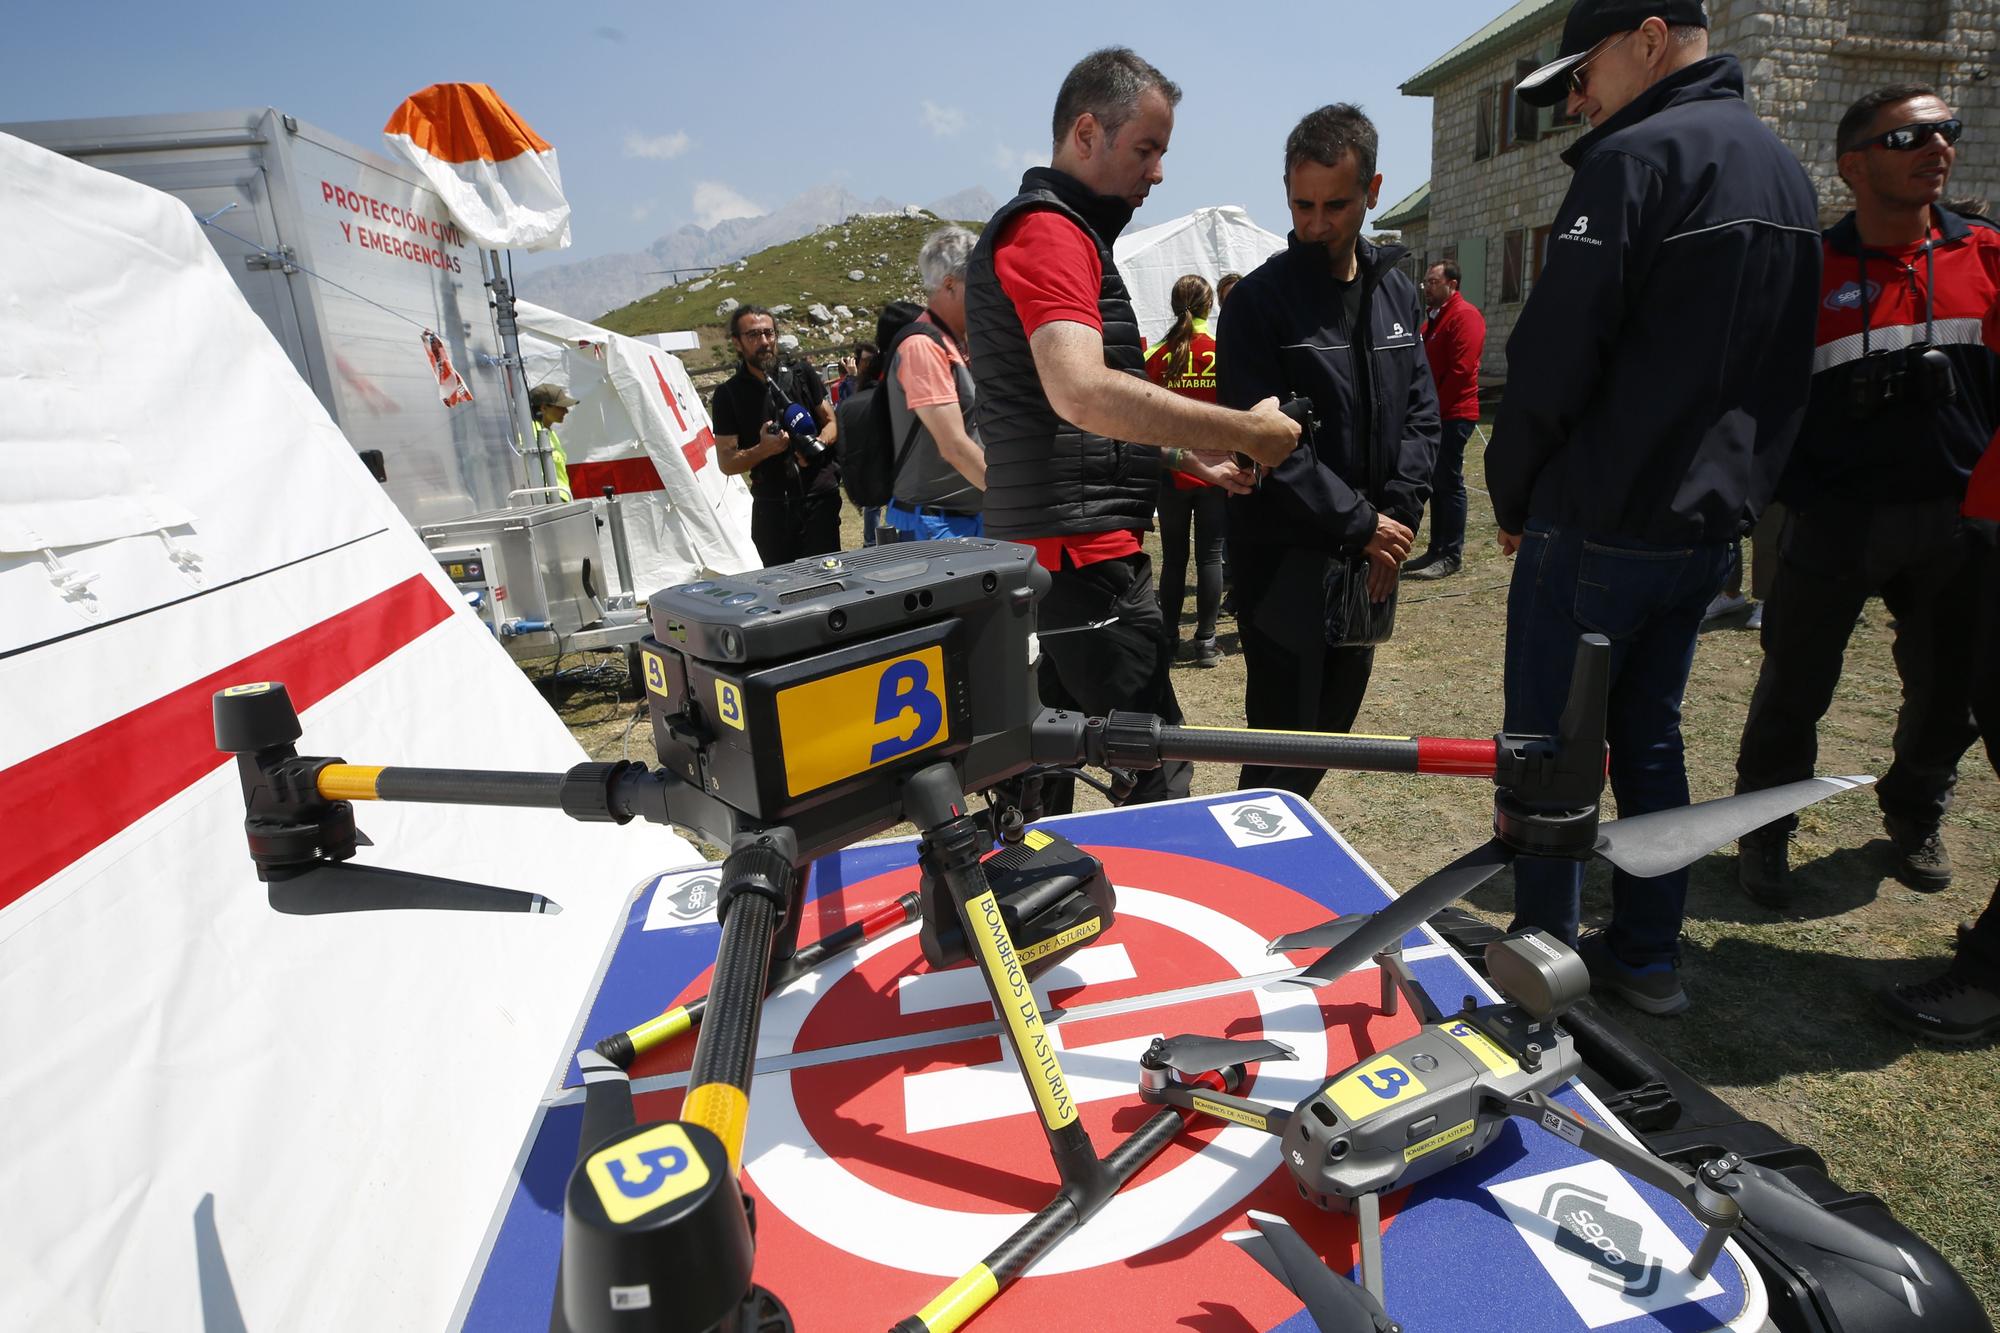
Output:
[515,302,758,594]
[1112,205,1287,346]
[0,133,693,1330]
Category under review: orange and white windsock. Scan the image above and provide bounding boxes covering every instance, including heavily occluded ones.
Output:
[383,83,571,252]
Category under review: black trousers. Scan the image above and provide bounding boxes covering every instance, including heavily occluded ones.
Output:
[1735,498,1986,831]
[1234,548,1377,799]
[750,489,842,568]
[1962,538,2000,984]
[1157,481,1228,643]
[1036,551,1192,807]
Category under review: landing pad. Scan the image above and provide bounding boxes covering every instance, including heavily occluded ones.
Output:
[455,791,1766,1332]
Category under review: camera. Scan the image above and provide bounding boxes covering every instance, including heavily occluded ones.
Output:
[1847,343,1958,418]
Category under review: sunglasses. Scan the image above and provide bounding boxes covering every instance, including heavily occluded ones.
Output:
[1851,118,1964,152]
[1568,30,1634,95]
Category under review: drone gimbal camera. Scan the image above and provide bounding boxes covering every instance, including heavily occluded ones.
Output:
[213,538,1878,1333]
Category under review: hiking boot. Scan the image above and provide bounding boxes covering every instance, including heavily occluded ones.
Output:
[1883,814,1951,890]
[1404,553,1461,581]
[1193,637,1222,668]
[1744,602,1763,631]
[1880,966,2000,1044]
[1736,826,1792,909]
[1578,930,1689,1015]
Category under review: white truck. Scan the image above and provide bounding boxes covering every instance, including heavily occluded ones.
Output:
[4,106,545,527]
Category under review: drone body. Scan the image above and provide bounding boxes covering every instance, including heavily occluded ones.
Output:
[1282,1009,1579,1209]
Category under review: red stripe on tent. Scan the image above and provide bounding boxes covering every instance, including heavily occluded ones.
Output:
[650,357,690,431]
[569,458,666,496]
[646,357,709,473]
[0,575,452,911]
[683,427,715,474]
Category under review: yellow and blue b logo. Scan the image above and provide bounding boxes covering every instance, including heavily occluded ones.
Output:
[775,647,951,795]
[585,1123,710,1224]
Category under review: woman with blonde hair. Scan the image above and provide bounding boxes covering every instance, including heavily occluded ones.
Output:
[1145,273,1227,665]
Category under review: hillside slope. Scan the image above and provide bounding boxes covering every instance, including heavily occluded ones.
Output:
[594,211,982,379]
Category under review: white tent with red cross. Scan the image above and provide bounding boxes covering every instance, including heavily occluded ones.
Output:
[0,130,696,1330]
[515,301,759,594]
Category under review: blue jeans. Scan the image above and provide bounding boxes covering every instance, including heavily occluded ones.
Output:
[1504,522,1731,967]
[1425,418,1477,560]
[882,501,982,541]
[862,505,883,546]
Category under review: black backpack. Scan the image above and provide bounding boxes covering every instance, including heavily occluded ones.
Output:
[836,301,948,509]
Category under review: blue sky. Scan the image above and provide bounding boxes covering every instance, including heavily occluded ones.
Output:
[7,0,1509,273]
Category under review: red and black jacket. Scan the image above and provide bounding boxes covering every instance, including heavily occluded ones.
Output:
[1781,205,2000,506]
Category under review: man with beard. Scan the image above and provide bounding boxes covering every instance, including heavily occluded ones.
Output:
[711,305,842,566]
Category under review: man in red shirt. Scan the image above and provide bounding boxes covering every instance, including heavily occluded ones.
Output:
[1406,260,1486,580]
[963,47,1299,806]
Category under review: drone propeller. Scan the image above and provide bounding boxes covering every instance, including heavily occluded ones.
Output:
[1228,1211,1400,1333]
[1268,914,1379,955]
[1594,776,1874,878]
[1284,777,1872,990]
[1284,841,1511,989]
[1704,1157,1928,1296]
[264,861,561,915]
[1148,1034,1297,1077]
[574,1049,637,1154]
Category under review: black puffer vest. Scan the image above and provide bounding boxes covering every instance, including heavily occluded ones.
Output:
[966,168,1156,540]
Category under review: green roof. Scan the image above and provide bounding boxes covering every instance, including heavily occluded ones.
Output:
[1374,180,1431,229]
[1402,0,1567,95]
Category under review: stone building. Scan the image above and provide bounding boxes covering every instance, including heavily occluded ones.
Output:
[1378,0,2000,383]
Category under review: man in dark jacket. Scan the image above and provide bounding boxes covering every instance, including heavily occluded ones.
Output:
[1218,103,1440,797]
[1492,0,1821,1015]
[964,47,1300,806]
[1735,85,2000,907]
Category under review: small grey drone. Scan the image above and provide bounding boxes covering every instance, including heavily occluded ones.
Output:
[1138,926,1936,1333]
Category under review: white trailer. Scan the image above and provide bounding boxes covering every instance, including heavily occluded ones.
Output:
[3,107,541,528]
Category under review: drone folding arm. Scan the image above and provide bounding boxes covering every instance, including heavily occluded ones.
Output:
[1500,1089,1739,1279]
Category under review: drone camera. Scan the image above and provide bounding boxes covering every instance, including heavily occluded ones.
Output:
[1484,930,1589,1022]
[918,828,1114,977]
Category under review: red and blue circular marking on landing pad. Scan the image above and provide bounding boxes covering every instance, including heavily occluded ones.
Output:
[458,792,1758,1333]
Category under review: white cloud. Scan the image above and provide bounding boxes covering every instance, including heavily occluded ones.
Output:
[623,130,691,160]
[993,143,1047,174]
[921,100,967,138]
[691,181,764,228]
[628,202,654,223]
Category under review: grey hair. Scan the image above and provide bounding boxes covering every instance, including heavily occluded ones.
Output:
[918,225,978,291]
[1051,47,1181,149]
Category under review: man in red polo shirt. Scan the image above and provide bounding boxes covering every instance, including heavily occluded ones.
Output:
[963,47,1299,806]
[1406,260,1486,580]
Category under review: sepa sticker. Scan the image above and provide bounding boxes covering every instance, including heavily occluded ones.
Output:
[1209,797,1312,848]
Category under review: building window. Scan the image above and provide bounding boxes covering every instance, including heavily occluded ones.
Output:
[1531,225,1551,286]
[1475,87,1497,160]
[1501,229,1526,304]
[1498,78,1517,152]
[1513,59,1543,144]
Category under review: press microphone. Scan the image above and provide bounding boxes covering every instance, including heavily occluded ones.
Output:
[780,403,827,460]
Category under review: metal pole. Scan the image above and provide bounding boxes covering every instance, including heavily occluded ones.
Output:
[484,247,542,499]
[602,486,636,596]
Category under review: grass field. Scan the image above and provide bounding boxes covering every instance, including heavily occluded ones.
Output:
[547,439,1998,1316]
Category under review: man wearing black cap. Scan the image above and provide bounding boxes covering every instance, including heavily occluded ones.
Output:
[1488,0,1820,1015]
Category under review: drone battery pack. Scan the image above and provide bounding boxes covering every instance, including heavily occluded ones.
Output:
[628,541,1050,857]
[918,828,1114,978]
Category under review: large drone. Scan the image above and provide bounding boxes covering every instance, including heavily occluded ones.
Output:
[213,538,1883,1332]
